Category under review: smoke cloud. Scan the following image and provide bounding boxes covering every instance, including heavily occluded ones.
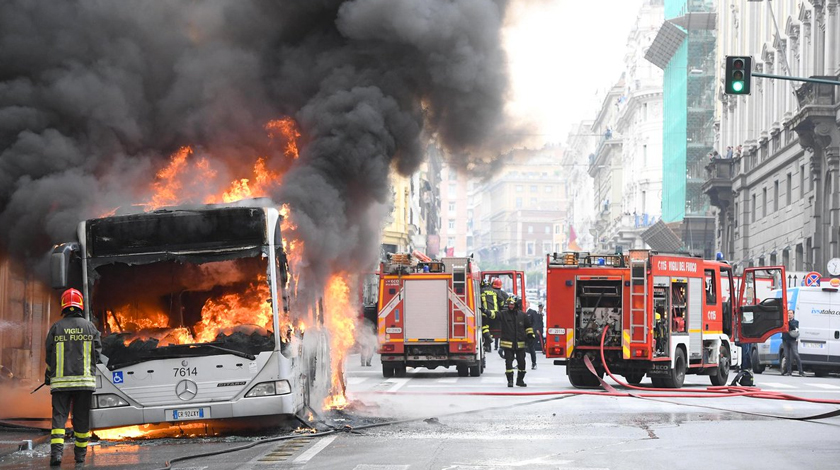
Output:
[0,0,515,294]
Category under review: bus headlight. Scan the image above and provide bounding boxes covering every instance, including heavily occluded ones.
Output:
[245,380,292,397]
[95,394,129,409]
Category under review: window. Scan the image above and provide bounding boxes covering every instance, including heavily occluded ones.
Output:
[447,237,455,248]
[530,185,538,192]
[448,171,457,181]
[762,188,767,218]
[543,242,552,254]
[704,269,717,305]
[643,102,648,120]
[751,194,756,223]
[642,191,646,214]
[530,197,537,207]
[734,202,739,228]
[526,242,534,255]
[515,197,523,208]
[448,183,457,196]
[527,225,534,234]
[544,226,550,234]
[515,185,524,193]
[448,202,455,213]
[544,185,553,193]
[555,225,561,234]
[786,173,792,206]
[800,164,805,197]
[643,144,648,166]
[448,219,455,230]
[773,181,779,212]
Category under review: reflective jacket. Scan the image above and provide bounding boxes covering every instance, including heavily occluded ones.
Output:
[45,313,101,392]
[499,305,534,349]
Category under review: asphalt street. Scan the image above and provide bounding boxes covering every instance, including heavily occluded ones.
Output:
[3,350,840,469]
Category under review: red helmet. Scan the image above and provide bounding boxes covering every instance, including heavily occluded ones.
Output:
[492,278,502,289]
[60,288,84,312]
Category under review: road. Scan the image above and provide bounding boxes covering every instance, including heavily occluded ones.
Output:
[3,351,840,469]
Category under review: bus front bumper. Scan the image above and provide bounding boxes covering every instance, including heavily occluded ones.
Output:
[92,393,297,430]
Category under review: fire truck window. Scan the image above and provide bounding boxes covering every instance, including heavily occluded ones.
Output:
[671,283,687,333]
[704,269,716,305]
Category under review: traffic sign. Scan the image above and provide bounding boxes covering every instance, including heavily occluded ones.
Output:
[804,272,821,287]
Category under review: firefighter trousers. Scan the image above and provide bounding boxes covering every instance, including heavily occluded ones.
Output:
[51,391,93,458]
[503,347,526,374]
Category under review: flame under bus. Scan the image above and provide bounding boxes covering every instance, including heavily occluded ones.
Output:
[51,203,327,430]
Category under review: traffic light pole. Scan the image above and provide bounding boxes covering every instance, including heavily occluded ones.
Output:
[752,72,840,87]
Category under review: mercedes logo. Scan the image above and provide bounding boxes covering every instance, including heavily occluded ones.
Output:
[175,379,198,401]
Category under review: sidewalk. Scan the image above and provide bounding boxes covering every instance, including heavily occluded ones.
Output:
[0,421,50,457]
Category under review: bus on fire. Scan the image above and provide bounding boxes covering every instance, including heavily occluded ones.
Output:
[50,200,330,430]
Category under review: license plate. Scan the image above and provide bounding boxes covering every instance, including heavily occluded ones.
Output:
[167,408,208,421]
[801,342,825,349]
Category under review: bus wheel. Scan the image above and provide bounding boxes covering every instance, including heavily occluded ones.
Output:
[382,363,395,378]
[662,348,686,388]
[469,364,481,377]
[456,365,469,377]
[710,344,730,386]
[751,348,765,374]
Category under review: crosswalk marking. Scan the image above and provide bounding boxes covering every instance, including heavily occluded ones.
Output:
[756,382,795,388]
[293,435,337,464]
[807,383,840,389]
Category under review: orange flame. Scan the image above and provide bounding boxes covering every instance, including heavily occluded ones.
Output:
[322,275,355,410]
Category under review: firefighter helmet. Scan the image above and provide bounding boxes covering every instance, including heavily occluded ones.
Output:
[492,278,502,289]
[60,288,84,312]
[480,280,488,288]
[506,296,517,307]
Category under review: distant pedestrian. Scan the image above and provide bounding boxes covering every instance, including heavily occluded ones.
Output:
[358,317,376,367]
[525,303,544,369]
[781,309,804,376]
[725,146,733,158]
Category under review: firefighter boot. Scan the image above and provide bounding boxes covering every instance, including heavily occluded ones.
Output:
[49,443,62,466]
[74,447,87,464]
[516,371,527,387]
[506,372,514,388]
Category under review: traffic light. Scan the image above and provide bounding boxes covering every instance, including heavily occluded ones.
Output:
[724,56,752,95]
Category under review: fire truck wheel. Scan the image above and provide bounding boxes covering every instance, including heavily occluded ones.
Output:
[395,364,407,378]
[456,365,469,377]
[662,348,686,388]
[751,348,765,374]
[623,372,644,385]
[469,365,481,377]
[709,344,731,386]
[382,363,395,378]
[568,371,602,388]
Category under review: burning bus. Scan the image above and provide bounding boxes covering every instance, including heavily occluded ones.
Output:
[50,200,330,430]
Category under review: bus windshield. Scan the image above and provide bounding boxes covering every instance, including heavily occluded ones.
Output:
[93,255,277,369]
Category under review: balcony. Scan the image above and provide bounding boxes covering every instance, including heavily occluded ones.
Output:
[702,157,736,210]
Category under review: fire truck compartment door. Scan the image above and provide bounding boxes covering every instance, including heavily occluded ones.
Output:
[736,267,787,343]
[404,279,449,341]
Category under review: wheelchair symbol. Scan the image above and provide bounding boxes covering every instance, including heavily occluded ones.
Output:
[112,371,124,384]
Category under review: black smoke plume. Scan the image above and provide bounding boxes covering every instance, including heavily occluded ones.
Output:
[0,0,514,297]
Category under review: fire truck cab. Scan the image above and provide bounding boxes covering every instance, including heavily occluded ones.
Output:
[377,254,484,378]
[545,250,788,388]
[481,270,528,311]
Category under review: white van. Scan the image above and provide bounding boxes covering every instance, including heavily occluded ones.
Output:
[758,285,840,376]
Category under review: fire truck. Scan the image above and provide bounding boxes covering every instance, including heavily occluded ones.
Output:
[377,253,484,378]
[481,270,528,310]
[545,250,788,388]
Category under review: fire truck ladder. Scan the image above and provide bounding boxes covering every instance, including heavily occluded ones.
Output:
[449,263,470,339]
[629,258,648,343]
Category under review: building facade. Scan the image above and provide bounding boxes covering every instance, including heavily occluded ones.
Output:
[707,0,840,274]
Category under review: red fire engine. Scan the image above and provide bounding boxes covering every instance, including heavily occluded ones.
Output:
[377,253,484,378]
[481,270,528,310]
[545,250,788,388]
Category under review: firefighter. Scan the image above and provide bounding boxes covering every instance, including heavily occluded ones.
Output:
[45,288,101,466]
[499,296,534,387]
[479,280,494,352]
[490,278,508,355]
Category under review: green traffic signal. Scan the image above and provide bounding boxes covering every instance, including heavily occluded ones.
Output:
[724,56,752,95]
